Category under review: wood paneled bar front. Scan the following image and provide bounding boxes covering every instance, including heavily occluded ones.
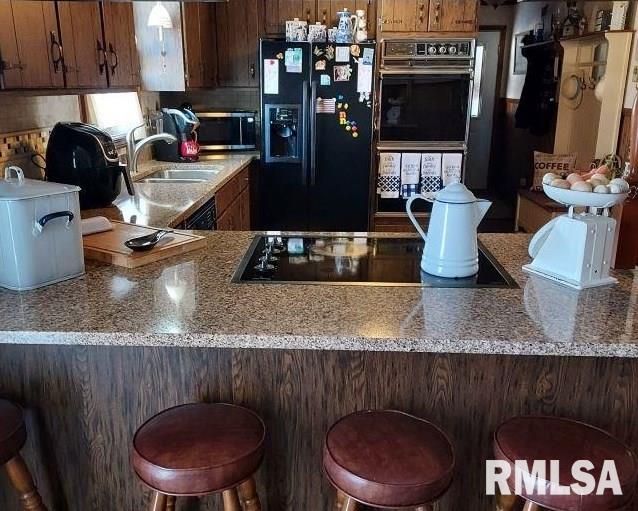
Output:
[0,346,637,510]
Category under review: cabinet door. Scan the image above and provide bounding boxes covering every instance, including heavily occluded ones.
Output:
[183,3,217,88]
[429,0,476,32]
[0,1,63,89]
[239,187,251,230]
[380,0,426,33]
[102,1,140,88]
[217,197,242,231]
[200,3,217,87]
[216,0,261,87]
[58,1,108,88]
[265,0,316,35]
[182,2,204,88]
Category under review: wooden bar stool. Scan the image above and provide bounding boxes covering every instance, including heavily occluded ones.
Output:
[323,410,455,510]
[132,403,265,511]
[0,399,47,511]
[494,416,638,511]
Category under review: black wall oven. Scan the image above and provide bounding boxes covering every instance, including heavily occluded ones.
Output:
[378,39,475,150]
[194,111,257,152]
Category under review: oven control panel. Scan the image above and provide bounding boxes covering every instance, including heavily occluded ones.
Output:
[383,39,475,61]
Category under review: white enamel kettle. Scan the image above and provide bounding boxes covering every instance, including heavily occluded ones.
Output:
[406,183,492,278]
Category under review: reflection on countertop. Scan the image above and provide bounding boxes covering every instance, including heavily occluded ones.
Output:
[81,153,257,228]
[1,231,637,357]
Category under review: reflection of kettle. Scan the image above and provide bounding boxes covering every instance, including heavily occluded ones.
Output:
[407,183,491,278]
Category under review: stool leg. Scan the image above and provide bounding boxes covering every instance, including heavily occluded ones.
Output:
[522,501,540,511]
[238,477,261,511]
[341,494,358,511]
[333,490,345,511]
[222,488,242,511]
[4,455,47,511]
[148,491,167,511]
[496,493,518,511]
[166,495,176,511]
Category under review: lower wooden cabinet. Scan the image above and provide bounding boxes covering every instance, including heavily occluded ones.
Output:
[215,163,254,231]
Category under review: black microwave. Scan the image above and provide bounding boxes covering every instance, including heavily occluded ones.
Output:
[194,111,257,151]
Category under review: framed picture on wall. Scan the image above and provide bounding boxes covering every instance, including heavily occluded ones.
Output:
[513,32,528,75]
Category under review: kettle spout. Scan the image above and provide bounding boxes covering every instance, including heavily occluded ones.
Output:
[475,200,492,228]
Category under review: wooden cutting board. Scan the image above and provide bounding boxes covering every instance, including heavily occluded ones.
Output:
[83,221,206,268]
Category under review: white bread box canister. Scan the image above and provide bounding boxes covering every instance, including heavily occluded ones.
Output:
[0,166,85,291]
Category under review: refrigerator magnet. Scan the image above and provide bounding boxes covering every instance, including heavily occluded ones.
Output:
[334,65,352,82]
[320,74,331,86]
[313,46,324,57]
[315,60,326,71]
[263,59,279,95]
[350,44,361,57]
[335,46,350,62]
[325,45,335,61]
[362,47,374,65]
[284,48,303,73]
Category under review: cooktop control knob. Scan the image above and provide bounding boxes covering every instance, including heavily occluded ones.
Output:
[438,45,447,54]
[449,45,457,55]
[428,45,437,55]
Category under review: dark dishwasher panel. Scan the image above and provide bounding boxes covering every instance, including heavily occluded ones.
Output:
[184,198,216,230]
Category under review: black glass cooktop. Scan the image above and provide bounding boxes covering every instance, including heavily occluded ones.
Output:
[233,236,518,288]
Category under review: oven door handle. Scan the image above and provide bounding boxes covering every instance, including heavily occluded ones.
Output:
[380,67,474,76]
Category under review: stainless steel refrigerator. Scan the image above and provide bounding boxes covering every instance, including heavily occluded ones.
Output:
[260,39,376,231]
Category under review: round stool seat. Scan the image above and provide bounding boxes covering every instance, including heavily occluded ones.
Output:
[0,399,26,465]
[494,416,638,511]
[132,403,265,496]
[323,410,455,508]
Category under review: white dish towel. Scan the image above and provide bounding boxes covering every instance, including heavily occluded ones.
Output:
[400,153,421,197]
[420,153,442,199]
[377,153,401,198]
[442,153,463,186]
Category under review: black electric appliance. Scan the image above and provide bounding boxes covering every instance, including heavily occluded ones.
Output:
[194,110,257,152]
[233,235,517,288]
[378,39,475,147]
[45,122,134,209]
[260,39,376,231]
[154,107,200,162]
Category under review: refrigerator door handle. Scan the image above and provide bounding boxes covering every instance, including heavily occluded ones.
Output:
[310,80,318,186]
[302,80,309,185]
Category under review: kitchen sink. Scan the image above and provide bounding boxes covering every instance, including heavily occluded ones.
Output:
[139,168,222,183]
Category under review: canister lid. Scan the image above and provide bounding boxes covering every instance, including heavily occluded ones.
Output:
[0,166,80,201]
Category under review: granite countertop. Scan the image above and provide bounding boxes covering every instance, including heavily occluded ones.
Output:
[1,232,637,357]
[82,153,257,228]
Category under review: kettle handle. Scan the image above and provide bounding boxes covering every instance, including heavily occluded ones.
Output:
[406,194,434,241]
[350,14,358,35]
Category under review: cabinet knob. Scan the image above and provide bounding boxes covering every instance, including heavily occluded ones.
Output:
[249,63,255,79]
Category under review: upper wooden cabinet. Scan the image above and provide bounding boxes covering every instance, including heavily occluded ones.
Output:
[182,2,217,88]
[379,0,476,34]
[102,1,141,88]
[379,0,427,32]
[428,0,477,32]
[0,1,64,89]
[57,1,107,89]
[134,2,217,91]
[0,0,139,90]
[215,0,262,87]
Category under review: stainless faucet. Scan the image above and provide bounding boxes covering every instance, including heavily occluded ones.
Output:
[123,124,177,196]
